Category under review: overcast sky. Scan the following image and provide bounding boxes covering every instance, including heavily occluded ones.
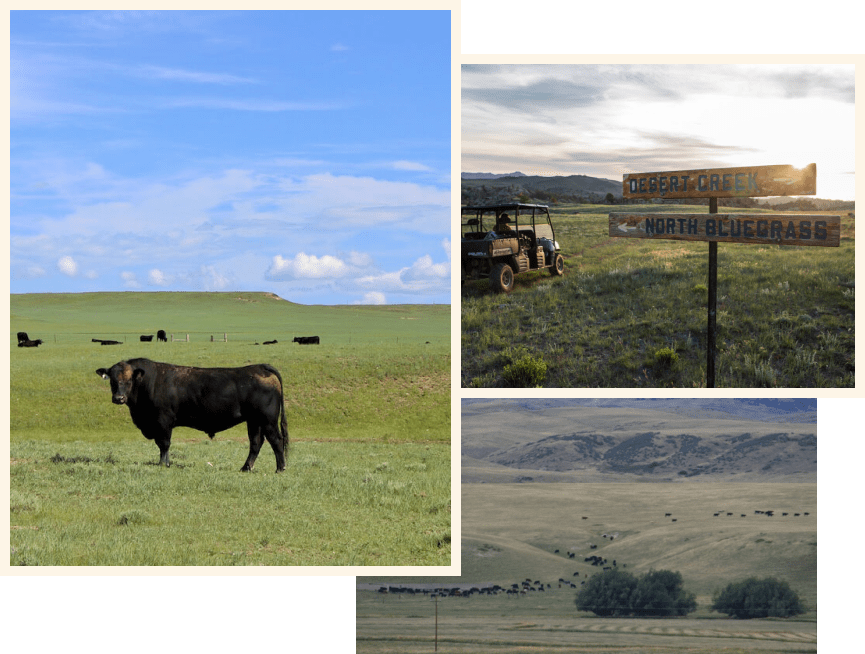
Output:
[462,63,854,200]
[10,10,451,304]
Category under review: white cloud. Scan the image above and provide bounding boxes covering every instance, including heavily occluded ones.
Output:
[194,265,231,291]
[400,254,450,284]
[121,271,140,288]
[14,265,46,279]
[138,65,258,85]
[392,160,433,171]
[149,269,171,287]
[267,253,348,280]
[356,246,451,296]
[354,291,386,305]
[57,255,78,276]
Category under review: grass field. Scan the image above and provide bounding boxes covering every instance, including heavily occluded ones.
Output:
[358,482,816,652]
[10,292,451,566]
[461,204,854,387]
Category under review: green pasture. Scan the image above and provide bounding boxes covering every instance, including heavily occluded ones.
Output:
[462,204,854,387]
[10,292,452,566]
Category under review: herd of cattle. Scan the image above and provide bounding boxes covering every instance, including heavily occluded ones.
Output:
[376,580,580,599]
[371,506,815,601]
[16,330,320,347]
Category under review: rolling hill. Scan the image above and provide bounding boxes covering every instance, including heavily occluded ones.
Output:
[462,400,816,483]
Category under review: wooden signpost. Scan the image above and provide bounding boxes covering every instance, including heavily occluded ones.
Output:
[611,163,840,387]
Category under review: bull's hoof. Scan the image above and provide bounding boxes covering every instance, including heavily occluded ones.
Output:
[240,465,252,472]
[276,467,286,473]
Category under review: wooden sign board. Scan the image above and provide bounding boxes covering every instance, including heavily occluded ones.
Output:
[623,163,816,199]
[609,213,840,247]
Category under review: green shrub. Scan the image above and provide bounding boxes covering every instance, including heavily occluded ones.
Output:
[502,352,548,387]
[631,569,697,617]
[653,347,680,367]
[575,568,697,617]
[712,577,805,619]
[575,568,638,617]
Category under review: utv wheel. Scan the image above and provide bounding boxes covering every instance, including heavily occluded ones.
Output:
[490,263,515,293]
[550,253,564,276]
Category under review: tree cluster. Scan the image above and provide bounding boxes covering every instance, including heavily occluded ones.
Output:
[711,577,805,619]
[575,569,697,617]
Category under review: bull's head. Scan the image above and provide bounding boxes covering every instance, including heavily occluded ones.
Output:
[96,362,145,405]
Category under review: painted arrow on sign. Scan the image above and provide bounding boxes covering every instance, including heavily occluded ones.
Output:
[615,221,642,234]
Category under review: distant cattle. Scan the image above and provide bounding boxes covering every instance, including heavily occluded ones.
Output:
[140,335,154,342]
[157,330,167,342]
[18,338,43,348]
[95,357,289,472]
[93,339,122,345]
[581,516,588,520]
[665,513,672,517]
[263,340,278,345]
[293,336,320,345]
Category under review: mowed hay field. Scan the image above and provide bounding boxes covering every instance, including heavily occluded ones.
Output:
[462,204,854,387]
[10,292,451,566]
[357,482,816,653]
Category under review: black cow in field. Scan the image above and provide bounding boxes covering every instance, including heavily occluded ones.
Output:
[18,338,43,347]
[17,332,29,344]
[263,340,278,345]
[95,358,289,472]
[157,330,167,342]
[293,336,320,345]
[140,335,154,342]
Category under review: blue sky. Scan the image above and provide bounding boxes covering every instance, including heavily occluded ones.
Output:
[10,10,451,304]
[462,63,854,201]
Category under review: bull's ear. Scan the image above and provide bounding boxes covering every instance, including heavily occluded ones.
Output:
[133,368,146,382]
[96,368,109,379]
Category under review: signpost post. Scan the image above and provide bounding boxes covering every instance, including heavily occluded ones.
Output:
[611,163,840,387]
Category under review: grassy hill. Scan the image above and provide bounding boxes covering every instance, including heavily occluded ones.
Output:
[362,483,816,607]
[10,292,451,566]
[462,204,854,387]
[11,291,449,442]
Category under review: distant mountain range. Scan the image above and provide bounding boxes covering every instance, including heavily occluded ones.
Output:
[462,400,817,483]
[461,173,853,210]
[461,172,528,179]
[461,173,621,202]
[461,398,817,423]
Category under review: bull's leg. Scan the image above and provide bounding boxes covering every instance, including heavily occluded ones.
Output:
[241,422,265,472]
[153,432,172,467]
[262,423,287,473]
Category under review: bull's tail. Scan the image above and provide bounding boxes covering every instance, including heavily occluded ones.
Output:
[280,400,289,454]
[264,364,289,454]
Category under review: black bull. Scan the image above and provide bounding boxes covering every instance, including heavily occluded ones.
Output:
[96,358,289,472]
